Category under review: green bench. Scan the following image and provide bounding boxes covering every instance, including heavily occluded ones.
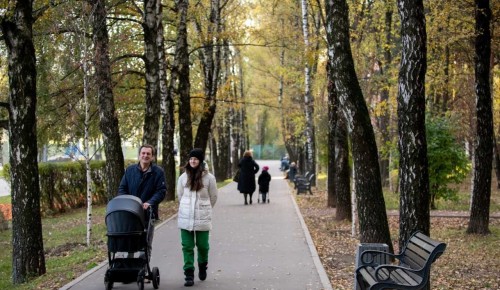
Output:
[355,231,446,290]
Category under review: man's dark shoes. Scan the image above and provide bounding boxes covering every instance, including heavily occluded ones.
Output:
[184,269,194,287]
[198,262,208,281]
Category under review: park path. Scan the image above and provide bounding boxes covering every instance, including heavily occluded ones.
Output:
[61,159,332,290]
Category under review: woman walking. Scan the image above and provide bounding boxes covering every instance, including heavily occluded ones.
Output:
[177,148,218,286]
[237,150,260,205]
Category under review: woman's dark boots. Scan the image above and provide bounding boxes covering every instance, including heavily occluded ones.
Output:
[198,262,208,281]
[244,193,248,205]
[184,269,194,286]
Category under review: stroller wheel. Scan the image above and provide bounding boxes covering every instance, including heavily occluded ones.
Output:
[104,272,113,290]
[137,279,144,290]
[105,280,113,290]
[151,267,160,289]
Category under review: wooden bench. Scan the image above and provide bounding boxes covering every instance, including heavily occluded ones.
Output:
[296,173,314,195]
[355,231,446,290]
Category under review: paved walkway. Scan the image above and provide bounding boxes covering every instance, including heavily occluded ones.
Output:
[61,160,332,290]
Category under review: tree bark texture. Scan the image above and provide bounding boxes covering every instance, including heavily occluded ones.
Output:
[1,0,46,282]
[467,0,492,235]
[335,108,351,221]
[327,61,337,208]
[90,0,124,200]
[142,0,161,148]
[158,0,176,201]
[176,0,193,165]
[397,0,431,251]
[327,0,392,251]
[301,0,316,184]
[194,0,221,152]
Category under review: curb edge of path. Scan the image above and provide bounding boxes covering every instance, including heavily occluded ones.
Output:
[289,187,334,290]
[59,214,178,290]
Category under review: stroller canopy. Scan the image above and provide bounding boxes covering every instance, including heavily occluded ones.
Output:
[106,195,146,235]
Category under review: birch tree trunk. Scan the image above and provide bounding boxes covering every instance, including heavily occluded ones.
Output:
[467,0,492,235]
[397,0,431,250]
[91,0,124,200]
[1,0,46,282]
[194,0,222,152]
[176,0,193,165]
[300,0,316,185]
[326,0,392,252]
[142,0,161,147]
[158,0,176,201]
[83,55,93,246]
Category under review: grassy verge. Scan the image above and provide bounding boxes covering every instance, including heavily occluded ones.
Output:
[0,179,235,289]
[0,199,179,290]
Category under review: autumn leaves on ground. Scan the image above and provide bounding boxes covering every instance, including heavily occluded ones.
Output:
[296,190,500,290]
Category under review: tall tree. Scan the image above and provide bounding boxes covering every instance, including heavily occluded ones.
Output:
[158,0,176,201]
[323,0,351,219]
[397,0,430,252]
[193,0,222,152]
[90,0,124,200]
[175,0,193,165]
[326,0,392,251]
[142,0,161,147]
[467,0,492,235]
[1,0,46,282]
[300,0,316,184]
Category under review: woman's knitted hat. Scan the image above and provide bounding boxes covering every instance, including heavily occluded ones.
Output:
[189,148,205,162]
[262,166,269,171]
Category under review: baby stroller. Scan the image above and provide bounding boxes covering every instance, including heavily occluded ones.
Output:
[104,195,160,290]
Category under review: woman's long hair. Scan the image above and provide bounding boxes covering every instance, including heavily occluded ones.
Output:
[183,162,204,191]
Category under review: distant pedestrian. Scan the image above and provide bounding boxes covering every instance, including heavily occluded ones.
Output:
[177,148,218,287]
[237,150,260,205]
[288,162,297,181]
[258,166,271,203]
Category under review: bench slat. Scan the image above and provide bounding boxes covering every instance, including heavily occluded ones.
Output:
[355,231,447,290]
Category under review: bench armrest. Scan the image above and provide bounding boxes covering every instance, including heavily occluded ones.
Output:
[360,250,401,265]
[374,264,421,281]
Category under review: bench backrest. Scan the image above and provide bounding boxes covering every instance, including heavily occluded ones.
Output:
[400,231,446,277]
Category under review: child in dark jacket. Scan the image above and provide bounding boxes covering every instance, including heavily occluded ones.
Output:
[258,166,271,203]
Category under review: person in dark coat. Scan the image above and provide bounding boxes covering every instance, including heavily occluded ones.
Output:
[237,150,260,205]
[258,166,271,203]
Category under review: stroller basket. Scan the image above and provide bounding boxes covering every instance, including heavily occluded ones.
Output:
[106,195,147,253]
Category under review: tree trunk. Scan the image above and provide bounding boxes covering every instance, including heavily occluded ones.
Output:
[1,0,46,282]
[300,0,316,185]
[176,0,193,165]
[142,0,161,148]
[335,110,351,221]
[397,0,431,251]
[326,61,337,208]
[327,0,392,252]
[158,0,176,201]
[467,0,492,235]
[193,0,221,152]
[494,134,500,189]
[90,0,124,200]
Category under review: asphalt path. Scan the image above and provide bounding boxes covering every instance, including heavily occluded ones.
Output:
[61,159,332,290]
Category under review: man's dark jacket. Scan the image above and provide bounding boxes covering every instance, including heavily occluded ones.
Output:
[118,163,166,219]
